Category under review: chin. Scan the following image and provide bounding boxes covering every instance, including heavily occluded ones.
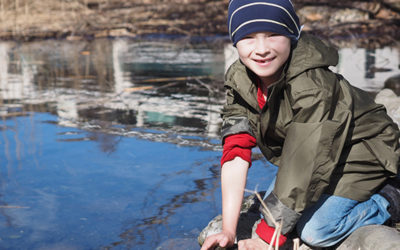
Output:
[253,71,275,78]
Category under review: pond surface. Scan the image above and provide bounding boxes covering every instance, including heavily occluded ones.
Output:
[0,38,399,249]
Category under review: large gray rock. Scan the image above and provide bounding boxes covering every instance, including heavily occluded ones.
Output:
[336,225,400,250]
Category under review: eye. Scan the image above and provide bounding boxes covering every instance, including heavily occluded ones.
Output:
[242,35,255,40]
[268,33,280,37]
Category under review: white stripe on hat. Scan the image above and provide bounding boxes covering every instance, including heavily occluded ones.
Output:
[231,19,294,38]
[229,2,300,38]
[228,0,234,9]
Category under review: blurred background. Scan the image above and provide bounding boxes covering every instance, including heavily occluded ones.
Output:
[0,0,399,47]
[0,1,399,249]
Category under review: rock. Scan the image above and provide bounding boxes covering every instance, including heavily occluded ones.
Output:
[198,214,222,247]
[336,225,400,250]
[384,74,400,96]
[198,192,265,249]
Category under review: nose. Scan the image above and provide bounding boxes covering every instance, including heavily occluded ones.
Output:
[254,37,270,55]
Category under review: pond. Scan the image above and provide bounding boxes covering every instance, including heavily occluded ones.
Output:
[0,38,399,249]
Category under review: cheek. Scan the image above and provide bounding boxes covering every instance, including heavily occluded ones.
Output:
[280,47,291,60]
[236,42,253,57]
[275,41,291,59]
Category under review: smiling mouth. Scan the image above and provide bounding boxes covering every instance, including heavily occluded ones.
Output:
[254,57,275,64]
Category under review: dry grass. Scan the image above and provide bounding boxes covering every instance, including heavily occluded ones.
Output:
[0,0,93,38]
[0,0,229,40]
[0,0,398,47]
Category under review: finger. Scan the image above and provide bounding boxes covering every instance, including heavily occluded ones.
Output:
[219,236,228,247]
[200,240,212,250]
[201,236,218,250]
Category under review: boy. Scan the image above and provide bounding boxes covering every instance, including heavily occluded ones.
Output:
[201,0,400,249]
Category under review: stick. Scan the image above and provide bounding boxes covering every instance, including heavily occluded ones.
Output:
[275,222,282,250]
[268,225,278,250]
[245,189,283,249]
[124,86,154,92]
[293,238,300,250]
[245,188,277,226]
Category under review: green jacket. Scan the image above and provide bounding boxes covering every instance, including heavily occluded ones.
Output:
[221,33,400,234]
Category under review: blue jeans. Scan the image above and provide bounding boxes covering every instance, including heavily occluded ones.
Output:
[263,169,391,247]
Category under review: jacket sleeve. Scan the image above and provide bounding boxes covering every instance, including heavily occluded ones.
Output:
[221,86,256,143]
[261,69,352,234]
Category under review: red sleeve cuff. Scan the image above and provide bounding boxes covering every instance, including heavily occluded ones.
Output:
[221,133,256,167]
[221,147,252,167]
[255,219,287,247]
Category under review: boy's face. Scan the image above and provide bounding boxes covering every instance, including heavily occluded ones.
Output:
[236,32,291,86]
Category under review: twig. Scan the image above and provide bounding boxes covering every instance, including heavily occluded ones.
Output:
[293,238,300,250]
[245,188,277,226]
[275,222,282,250]
[124,86,154,92]
[194,77,214,93]
[245,188,284,249]
[268,227,277,250]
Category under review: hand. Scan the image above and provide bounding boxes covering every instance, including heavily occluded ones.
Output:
[200,231,235,250]
[238,238,270,250]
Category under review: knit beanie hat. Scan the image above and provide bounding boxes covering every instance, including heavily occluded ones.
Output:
[228,0,301,46]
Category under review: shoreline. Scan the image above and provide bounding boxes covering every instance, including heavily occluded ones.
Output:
[0,0,399,48]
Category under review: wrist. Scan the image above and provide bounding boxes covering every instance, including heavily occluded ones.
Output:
[221,228,236,241]
[222,227,236,237]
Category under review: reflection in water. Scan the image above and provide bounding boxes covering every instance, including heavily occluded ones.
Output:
[0,38,399,249]
[0,39,226,144]
[0,39,398,141]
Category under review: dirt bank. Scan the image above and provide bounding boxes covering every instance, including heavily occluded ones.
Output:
[0,0,399,47]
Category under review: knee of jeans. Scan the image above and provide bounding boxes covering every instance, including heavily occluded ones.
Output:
[296,219,337,247]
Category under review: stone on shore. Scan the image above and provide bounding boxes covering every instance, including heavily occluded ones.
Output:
[336,225,400,250]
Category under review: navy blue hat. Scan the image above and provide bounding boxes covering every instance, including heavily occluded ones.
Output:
[228,0,301,46]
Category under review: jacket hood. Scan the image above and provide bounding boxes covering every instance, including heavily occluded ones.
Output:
[286,33,339,80]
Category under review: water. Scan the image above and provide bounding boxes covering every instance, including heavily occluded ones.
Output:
[0,38,399,249]
[1,112,223,249]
